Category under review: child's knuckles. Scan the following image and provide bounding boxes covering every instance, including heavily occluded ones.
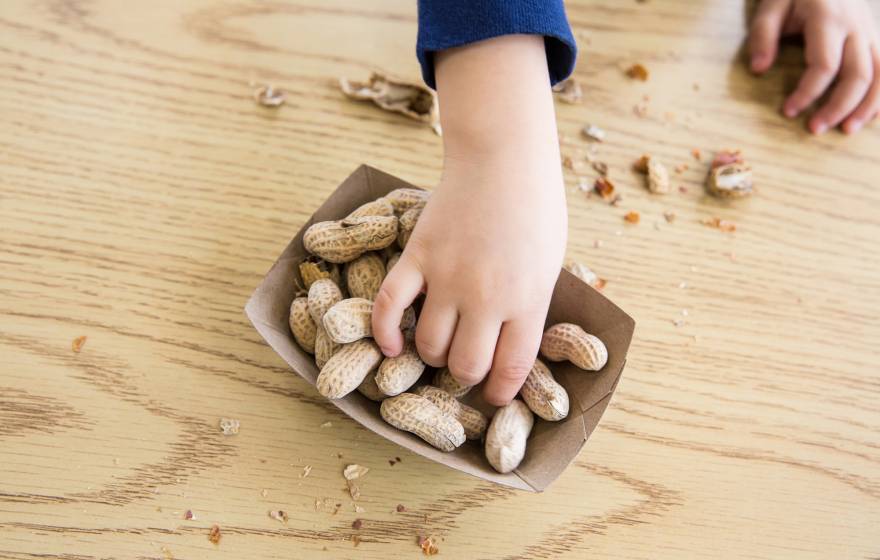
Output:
[447,357,488,387]
[414,334,448,366]
[491,356,534,386]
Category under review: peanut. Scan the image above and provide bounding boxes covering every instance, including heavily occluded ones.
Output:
[303,215,398,263]
[401,306,417,331]
[707,162,753,198]
[288,297,317,354]
[299,258,341,289]
[385,187,429,214]
[322,298,416,344]
[415,385,487,440]
[380,393,466,451]
[307,278,344,323]
[540,323,608,371]
[346,197,395,220]
[485,399,534,474]
[519,358,569,421]
[375,341,426,396]
[345,252,385,300]
[356,370,388,401]
[397,204,423,249]
[432,367,472,398]
[314,326,340,369]
[564,260,599,288]
[316,339,383,399]
[323,298,372,343]
[646,156,670,194]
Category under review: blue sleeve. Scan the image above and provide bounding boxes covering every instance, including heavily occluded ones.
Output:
[416,0,577,89]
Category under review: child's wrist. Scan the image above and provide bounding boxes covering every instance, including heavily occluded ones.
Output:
[435,35,562,170]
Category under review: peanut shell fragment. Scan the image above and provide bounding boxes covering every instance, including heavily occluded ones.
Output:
[647,157,670,194]
[340,72,438,126]
[299,258,342,289]
[707,162,753,198]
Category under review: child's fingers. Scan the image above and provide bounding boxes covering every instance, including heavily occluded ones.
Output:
[414,294,458,367]
[482,316,544,407]
[446,314,501,387]
[372,254,424,357]
[843,44,880,133]
[810,35,873,134]
[749,0,791,73]
[784,18,847,117]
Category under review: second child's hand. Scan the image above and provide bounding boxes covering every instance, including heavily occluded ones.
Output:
[749,0,880,134]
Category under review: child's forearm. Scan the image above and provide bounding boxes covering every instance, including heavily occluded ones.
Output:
[434,35,564,179]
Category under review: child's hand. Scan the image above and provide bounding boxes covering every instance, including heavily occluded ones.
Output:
[749,0,880,134]
[371,35,567,405]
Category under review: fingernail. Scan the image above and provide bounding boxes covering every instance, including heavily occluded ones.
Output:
[847,119,863,134]
[783,105,798,118]
[813,122,828,135]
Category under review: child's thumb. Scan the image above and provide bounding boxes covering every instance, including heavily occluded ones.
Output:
[371,253,424,357]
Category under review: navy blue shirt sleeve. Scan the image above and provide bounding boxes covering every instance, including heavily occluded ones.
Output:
[416,0,577,89]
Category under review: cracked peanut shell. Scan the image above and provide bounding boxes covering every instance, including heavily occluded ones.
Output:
[520,358,569,421]
[303,215,398,263]
[380,393,466,452]
[707,162,753,198]
[415,385,487,440]
[298,258,342,290]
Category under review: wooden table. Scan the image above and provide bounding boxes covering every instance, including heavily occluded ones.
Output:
[2,1,878,558]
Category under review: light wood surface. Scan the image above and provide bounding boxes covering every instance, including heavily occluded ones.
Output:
[2,1,879,558]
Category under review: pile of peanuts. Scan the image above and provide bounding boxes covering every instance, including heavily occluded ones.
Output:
[289,188,609,473]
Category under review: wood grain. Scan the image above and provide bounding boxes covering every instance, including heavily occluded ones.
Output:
[1,0,879,558]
